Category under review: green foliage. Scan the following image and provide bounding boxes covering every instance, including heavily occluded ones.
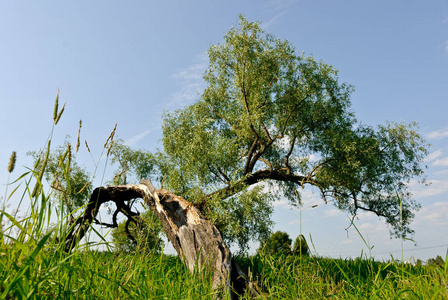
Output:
[258,231,292,256]
[158,15,429,250]
[427,255,445,268]
[111,210,164,253]
[292,234,309,256]
[28,139,92,215]
[108,139,156,185]
[207,185,273,253]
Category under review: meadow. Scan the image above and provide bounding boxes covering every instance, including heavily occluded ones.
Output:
[1,240,448,299]
[1,100,447,299]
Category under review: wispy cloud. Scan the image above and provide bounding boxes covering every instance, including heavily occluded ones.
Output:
[410,179,448,198]
[323,209,343,218]
[262,0,299,29]
[416,202,448,227]
[358,222,376,231]
[125,130,152,147]
[262,10,288,29]
[168,55,208,109]
[434,169,448,177]
[424,150,448,167]
[273,198,289,208]
[265,0,299,11]
[356,211,380,220]
[340,239,353,245]
[433,157,448,167]
[425,150,443,162]
[427,127,448,139]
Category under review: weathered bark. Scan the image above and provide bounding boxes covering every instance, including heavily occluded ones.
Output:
[64,179,258,299]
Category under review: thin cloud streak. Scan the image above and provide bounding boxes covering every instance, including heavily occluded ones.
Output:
[410,179,448,198]
[433,157,448,167]
[416,202,448,227]
[262,0,299,29]
[427,127,448,139]
[425,150,443,162]
[265,0,299,11]
[168,54,208,110]
[323,209,343,218]
[125,130,152,147]
[262,10,288,29]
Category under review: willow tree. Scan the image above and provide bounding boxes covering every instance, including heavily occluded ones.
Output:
[66,16,428,298]
[160,15,428,240]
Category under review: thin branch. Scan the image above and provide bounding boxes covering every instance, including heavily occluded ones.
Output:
[208,164,228,185]
[216,166,231,183]
[260,121,272,142]
[284,136,296,172]
[93,219,117,228]
[257,158,273,171]
[307,158,334,180]
[244,137,259,174]
[124,218,137,244]
[247,139,276,173]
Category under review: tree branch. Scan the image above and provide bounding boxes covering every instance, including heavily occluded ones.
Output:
[284,136,296,173]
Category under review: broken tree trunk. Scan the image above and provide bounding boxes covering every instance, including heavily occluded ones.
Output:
[64,179,258,299]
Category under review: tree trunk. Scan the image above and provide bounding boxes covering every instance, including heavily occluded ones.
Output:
[64,179,258,299]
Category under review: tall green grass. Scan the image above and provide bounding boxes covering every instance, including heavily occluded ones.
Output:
[235,253,448,299]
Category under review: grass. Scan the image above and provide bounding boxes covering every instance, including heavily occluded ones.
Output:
[1,94,447,299]
[1,246,447,299]
[0,248,216,299]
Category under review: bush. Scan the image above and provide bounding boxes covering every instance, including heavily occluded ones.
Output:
[258,231,292,256]
[292,234,309,256]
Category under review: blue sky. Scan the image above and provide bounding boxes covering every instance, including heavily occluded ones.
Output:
[1,1,447,261]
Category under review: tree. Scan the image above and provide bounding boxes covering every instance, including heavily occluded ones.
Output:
[292,234,309,256]
[258,231,292,256]
[160,15,428,242]
[64,16,429,298]
[108,139,156,185]
[427,255,445,268]
[28,139,92,216]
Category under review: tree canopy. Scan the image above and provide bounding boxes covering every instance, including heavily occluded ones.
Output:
[258,231,292,256]
[157,16,428,249]
[28,139,92,216]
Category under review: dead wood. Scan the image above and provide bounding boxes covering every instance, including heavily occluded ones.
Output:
[63,179,260,299]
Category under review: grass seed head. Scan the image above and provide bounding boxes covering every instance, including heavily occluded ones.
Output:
[54,103,66,125]
[7,151,16,173]
[53,90,59,121]
[85,140,91,153]
[104,123,117,148]
[76,120,82,152]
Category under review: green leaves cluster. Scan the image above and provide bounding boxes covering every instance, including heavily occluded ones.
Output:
[111,210,164,253]
[108,140,156,185]
[292,234,310,256]
[28,140,92,215]
[258,231,310,256]
[258,231,292,256]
